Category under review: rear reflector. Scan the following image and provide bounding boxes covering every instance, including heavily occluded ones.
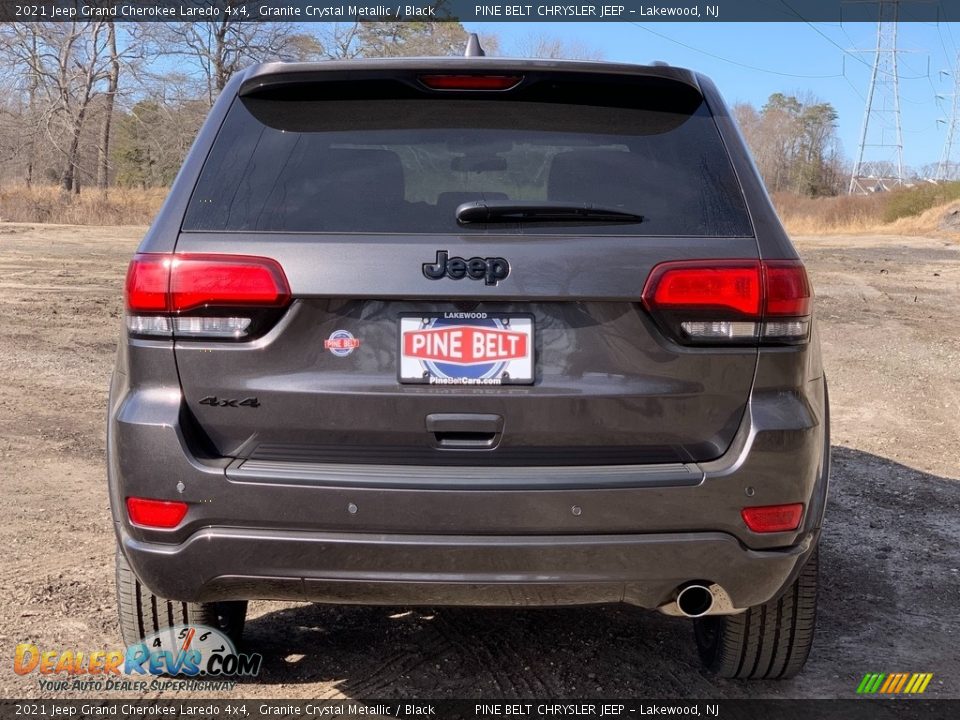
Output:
[126,497,188,529]
[419,74,522,91]
[125,254,290,340]
[642,259,811,345]
[741,503,804,533]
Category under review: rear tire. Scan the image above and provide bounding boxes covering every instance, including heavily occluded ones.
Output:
[115,547,247,647]
[693,547,818,679]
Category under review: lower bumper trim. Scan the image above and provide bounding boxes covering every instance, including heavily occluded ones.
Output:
[120,527,813,611]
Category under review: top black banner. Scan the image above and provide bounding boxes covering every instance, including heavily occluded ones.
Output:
[2,0,960,23]
[0,700,956,720]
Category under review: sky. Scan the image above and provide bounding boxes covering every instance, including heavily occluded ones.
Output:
[467,21,960,172]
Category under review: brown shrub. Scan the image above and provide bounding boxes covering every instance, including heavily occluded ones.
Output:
[0,185,165,226]
[772,192,887,235]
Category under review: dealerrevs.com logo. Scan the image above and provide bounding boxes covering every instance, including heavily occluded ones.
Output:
[14,624,261,692]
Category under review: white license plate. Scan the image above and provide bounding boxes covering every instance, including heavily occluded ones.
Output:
[399,313,534,385]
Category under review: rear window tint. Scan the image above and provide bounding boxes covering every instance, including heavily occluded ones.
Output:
[183,84,752,236]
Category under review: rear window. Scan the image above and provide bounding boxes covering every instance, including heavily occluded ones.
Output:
[183,79,752,236]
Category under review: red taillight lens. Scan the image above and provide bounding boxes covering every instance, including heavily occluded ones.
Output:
[124,254,290,340]
[741,503,805,533]
[642,259,812,345]
[643,262,762,316]
[125,254,171,312]
[419,74,522,91]
[126,497,188,529]
[168,255,290,312]
[763,261,811,316]
[126,254,289,313]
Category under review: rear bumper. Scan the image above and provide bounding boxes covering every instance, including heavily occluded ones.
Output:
[108,364,828,611]
[119,525,817,610]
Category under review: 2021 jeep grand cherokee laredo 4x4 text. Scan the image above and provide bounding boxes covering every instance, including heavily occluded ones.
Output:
[109,54,829,679]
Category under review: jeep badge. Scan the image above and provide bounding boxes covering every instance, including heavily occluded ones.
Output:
[422,250,510,286]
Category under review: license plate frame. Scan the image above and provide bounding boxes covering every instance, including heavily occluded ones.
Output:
[398,312,535,386]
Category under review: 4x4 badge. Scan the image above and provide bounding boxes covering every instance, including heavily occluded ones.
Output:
[422,250,510,286]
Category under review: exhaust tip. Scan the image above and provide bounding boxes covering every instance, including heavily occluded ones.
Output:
[676,584,715,617]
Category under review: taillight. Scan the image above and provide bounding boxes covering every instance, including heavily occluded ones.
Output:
[419,74,522,91]
[641,259,811,345]
[126,497,188,529]
[125,255,169,312]
[741,503,804,533]
[125,253,290,340]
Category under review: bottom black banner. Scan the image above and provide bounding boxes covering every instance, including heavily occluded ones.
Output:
[1,700,957,720]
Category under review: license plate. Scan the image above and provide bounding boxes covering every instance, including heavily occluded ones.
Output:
[399,313,535,385]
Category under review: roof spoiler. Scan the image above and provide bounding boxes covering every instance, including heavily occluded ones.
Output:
[237,60,702,98]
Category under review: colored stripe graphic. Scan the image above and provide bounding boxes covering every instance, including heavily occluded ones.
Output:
[879,674,898,693]
[857,672,933,694]
[857,673,885,693]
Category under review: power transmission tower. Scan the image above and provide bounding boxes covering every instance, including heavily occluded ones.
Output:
[935,55,960,181]
[849,1,906,194]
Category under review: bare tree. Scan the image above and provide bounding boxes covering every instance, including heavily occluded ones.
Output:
[0,77,31,185]
[24,29,40,187]
[347,22,498,58]
[159,3,320,106]
[97,22,120,191]
[0,22,123,193]
[312,22,365,59]
[509,33,604,60]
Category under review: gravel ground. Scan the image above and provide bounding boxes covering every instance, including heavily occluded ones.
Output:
[0,224,957,699]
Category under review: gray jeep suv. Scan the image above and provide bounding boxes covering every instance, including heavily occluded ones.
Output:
[108,53,829,679]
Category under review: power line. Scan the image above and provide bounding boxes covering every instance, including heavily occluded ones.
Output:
[628,23,843,79]
[843,69,868,102]
[945,21,960,58]
[780,0,874,70]
[935,18,955,64]
[779,0,930,80]
[839,21,861,50]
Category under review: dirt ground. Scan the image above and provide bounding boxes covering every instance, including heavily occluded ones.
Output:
[0,224,957,700]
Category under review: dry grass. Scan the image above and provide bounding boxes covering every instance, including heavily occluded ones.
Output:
[773,192,888,235]
[882,181,960,223]
[1,184,958,239]
[0,185,165,226]
[888,199,960,236]
[774,188,960,239]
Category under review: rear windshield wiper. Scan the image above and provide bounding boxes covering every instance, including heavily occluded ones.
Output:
[456,200,644,225]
